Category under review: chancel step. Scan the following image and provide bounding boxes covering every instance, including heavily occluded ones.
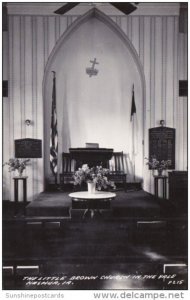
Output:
[16,265,40,276]
[3,266,14,276]
[137,221,167,229]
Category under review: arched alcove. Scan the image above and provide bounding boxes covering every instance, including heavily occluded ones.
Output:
[43,8,146,185]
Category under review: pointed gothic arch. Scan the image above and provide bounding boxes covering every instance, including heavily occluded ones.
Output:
[42,8,146,185]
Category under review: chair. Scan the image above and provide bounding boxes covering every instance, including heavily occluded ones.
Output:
[108,151,127,191]
[59,153,76,189]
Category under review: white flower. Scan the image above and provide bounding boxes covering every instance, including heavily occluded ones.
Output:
[81,164,89,171]
[73,164,115,191]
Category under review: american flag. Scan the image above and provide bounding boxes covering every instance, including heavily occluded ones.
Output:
[50,72,58,177]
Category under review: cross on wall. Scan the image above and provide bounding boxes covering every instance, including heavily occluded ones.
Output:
[86,58,99,77]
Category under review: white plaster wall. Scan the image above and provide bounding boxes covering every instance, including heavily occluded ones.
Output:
[3,8,187,201]
[43,17,143,184]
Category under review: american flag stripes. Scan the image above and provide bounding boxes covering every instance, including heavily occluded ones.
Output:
[50,72,58,177]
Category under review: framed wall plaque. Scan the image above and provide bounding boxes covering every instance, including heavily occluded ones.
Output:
[15,138,42,158]
[149,127,175,169]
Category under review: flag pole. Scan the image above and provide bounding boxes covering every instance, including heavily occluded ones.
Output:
[132,85,135,182]
[52,71,57,186]
[131,84,136,182]
[50,71,58,186]
[132,115,135,182]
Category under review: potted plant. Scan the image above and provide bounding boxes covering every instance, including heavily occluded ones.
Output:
[145,156,172,176]
[73,164,116,193]
[3,158,30,177]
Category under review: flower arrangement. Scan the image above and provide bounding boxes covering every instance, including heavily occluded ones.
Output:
[73,164,116,191]
[145,156,171,175]
[3,158,30,176]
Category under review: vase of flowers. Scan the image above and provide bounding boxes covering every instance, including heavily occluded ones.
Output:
[145,156,171,176]
[3,158,30,177]
[73,164,116,192]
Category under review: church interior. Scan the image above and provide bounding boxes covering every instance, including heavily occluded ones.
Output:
[2,2,188,290]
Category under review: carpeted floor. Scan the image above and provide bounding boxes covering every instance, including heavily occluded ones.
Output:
[26,190,162,218]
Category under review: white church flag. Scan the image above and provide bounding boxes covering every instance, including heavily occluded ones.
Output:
[130,84,138,180]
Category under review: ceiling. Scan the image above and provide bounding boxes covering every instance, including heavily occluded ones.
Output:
[6,2,180,16]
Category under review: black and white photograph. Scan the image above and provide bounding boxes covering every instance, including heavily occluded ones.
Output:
[1,0,188,296]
